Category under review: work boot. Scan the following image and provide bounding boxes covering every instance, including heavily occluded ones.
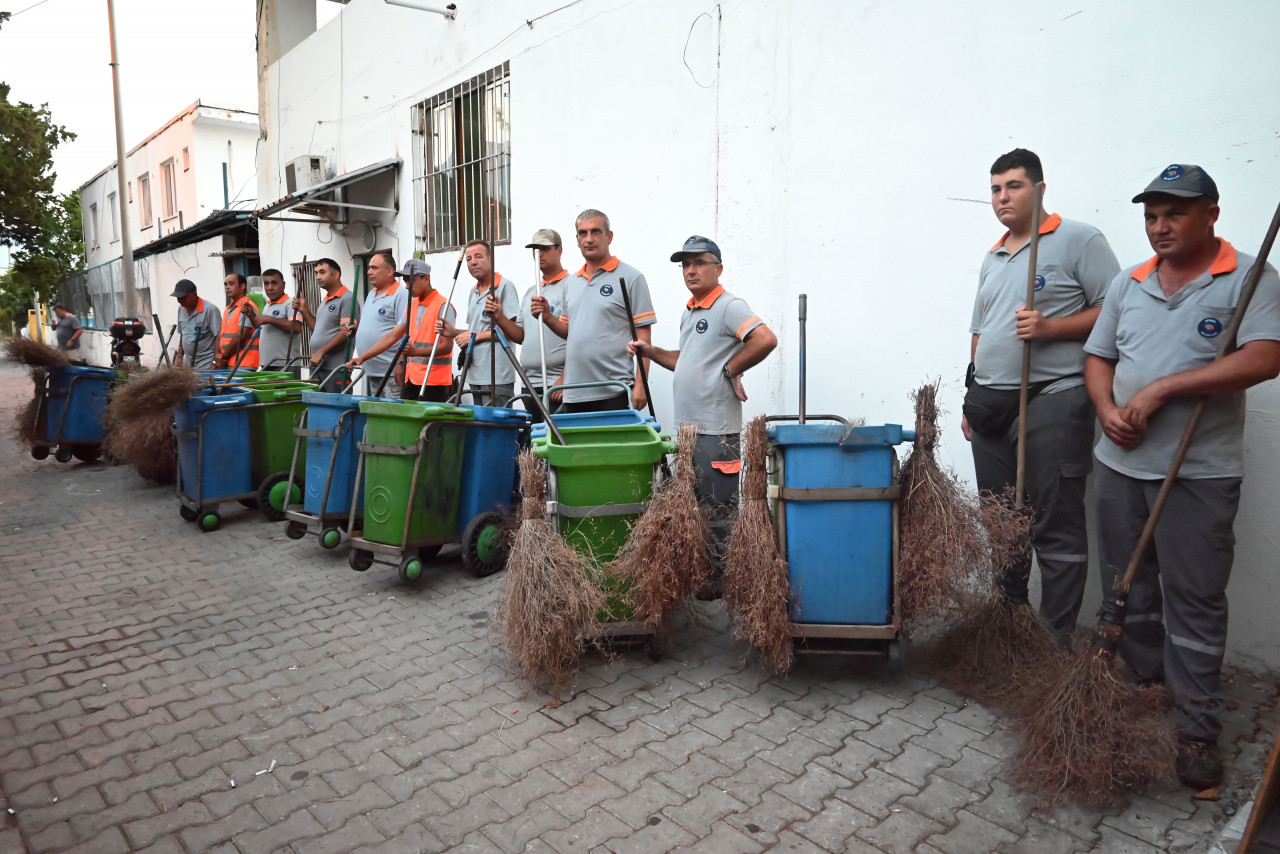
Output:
[1175,738,1222,790]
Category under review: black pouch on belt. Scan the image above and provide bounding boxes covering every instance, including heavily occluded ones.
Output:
[962,379,1057,438]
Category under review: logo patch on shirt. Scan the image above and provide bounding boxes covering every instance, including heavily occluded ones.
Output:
[1033,274,1046,291]
[600,284,614,297]
[1162,164,1183,181]
[378,307,387,317]
[695,319,709,333]
[1198,317,1222,338]
[327,303,338,313]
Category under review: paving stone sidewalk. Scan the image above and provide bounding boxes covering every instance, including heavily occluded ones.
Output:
[0,361,1275,854]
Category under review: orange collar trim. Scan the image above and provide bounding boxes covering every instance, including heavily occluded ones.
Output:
[990,212,1063,252]
[576,256,621,278]
[1131,239,1238,283]
[542,270,568,286]
[193,298,205,315]
[687,284,726,310]
[373,282,400,297]
[473,273,503,291]
[268,294,290,305]
[323,285,348,301]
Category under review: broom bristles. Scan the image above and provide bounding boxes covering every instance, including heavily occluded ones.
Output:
[723,416,793,674]
[608,424,713,632]
[104,412,176,484]
[1011,649,1177,807]
[494,450,607,695]
[5,338,69,369]
[106,365,199,423]
[11,368,47,449]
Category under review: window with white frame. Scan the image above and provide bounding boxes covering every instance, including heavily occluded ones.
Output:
[160,159,177,219]
[137,173,152,228]
[411,62,510,252]
[87,203,99,248]
[182,146,190,171]
[107,192,119,242]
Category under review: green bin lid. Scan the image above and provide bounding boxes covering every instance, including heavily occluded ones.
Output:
[358,400,475,422]
[532,423,674,467]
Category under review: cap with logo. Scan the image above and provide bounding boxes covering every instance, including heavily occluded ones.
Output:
[670,235,722,263]
[171,279,197,297]
[525,228,562,249]
[1132,163,1219,204]
[395,258,432,278]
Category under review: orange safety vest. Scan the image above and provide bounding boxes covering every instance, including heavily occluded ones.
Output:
[406,290,454,386]
[220,295,259,368]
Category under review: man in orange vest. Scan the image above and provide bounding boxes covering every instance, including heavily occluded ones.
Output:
[395,259,457,401]
[215,272,259,369]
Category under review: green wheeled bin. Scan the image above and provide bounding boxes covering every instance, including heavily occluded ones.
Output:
[345,401,474,581]
[533,423,675,655]
[240,381,314,520]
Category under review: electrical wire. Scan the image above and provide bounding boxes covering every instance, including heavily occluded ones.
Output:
[8,0,54,17]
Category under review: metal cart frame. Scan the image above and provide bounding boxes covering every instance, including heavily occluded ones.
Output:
[29,370,110,463]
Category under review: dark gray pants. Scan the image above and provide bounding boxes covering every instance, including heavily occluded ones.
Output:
[691,433,741,570]
[1095,463,1240,743]
[969,384,1094,640]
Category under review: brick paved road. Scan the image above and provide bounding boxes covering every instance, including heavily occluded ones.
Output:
[0,361,1276,853]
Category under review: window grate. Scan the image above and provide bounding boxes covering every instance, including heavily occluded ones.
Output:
[291,259,320,356]
[411,62,510,253]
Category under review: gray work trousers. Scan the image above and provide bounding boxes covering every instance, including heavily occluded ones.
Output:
[1095,463,1240,743]
[969,384,1094,640]
[467,383,515,407]
[690,433,741,571]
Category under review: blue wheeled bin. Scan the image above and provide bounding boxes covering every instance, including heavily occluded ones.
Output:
[173,388,256,531]
[453,404,531,577]
[38,365,117,463]
[281,390,381,550]
[767,416,915,660]
[529,409,659,440]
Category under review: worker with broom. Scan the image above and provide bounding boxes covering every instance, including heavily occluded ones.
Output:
[397,259,457,402]
[1083,164,1280,790]
[963,148,1120,641]
[520,228,570,402]
[346,252,409,397]
[253,269,302,369]
[628,235,777,599]
[171,279,221,369]
[438,239,521,406]
[292,258,357,392]
[533,209,657,413]
[214,273,259,370]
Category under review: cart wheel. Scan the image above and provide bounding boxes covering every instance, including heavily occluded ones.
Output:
[179,506,198,522]
[284,521,307,540]
[398,555,425,584]
[461,512,508,578]
[257,471,302,522]
[348,549,374,572]
[320,528,343,550]
[199,512,221,532]
[71,445,101,463]
[885,639,903,672]
[54,447,74,463]
[30,446,50,460]
[417,544,441,562]
[645,635,665,662]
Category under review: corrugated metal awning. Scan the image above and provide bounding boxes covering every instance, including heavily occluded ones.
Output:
[254,158,401,222]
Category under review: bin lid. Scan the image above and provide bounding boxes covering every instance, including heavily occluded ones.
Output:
[457,404,532,424]
[358,400,475,422]
[184,388,255,412]
[52,365,118,380]
[532,423,674,467]
[301,390,382,408]
[769,423,911,448]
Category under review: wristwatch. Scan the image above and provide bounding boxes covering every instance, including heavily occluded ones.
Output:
[722,363,735,380]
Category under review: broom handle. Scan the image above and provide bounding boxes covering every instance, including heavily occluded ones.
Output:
[535,249,548,404]
[284,254,306,366]
[798,294,807,425]
[619,277,656,419]
[1015,183,1045,509]
[1116,198,1280,593]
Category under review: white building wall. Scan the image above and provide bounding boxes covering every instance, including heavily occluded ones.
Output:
[259,0,1280,669]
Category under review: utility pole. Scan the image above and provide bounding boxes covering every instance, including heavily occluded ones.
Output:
[105,0,139,319]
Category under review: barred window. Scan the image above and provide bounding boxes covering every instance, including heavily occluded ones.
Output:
[291,258,320,356]
[411,63,510,253]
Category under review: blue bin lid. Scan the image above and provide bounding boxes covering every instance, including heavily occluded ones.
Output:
[184,388,255,412]
[458,404,532,424]
[301,390,382,409]
[53,365,118,380]
[769,423,913,448]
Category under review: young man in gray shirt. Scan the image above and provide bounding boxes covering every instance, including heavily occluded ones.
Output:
[628,236,777,598]
[294,258,357,392]
[963,148,1120,641]
[1084,164,1280,790]
[254,268,302,369]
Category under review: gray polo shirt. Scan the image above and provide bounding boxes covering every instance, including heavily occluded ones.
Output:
[54,314,81,351]
[464,274,521,387]
[177,298,221,369]
[257,294,298,369]
[673,285,763,435]
[1084,240,1280,479]
[518,272,568,388]
[354,282,409,380]
[311,285,358,374]
[560,257,657,403]
[971,214,1119,392]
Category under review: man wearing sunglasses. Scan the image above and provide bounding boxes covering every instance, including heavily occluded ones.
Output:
[628,236,777,597]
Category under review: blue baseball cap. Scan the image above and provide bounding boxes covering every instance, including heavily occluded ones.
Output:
[1133,164,1219,204]
[671,235,722,263]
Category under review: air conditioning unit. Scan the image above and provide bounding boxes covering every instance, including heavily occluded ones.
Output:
[285,155,326,194]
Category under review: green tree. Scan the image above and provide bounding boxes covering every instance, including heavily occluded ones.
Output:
[0,192,84,324]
